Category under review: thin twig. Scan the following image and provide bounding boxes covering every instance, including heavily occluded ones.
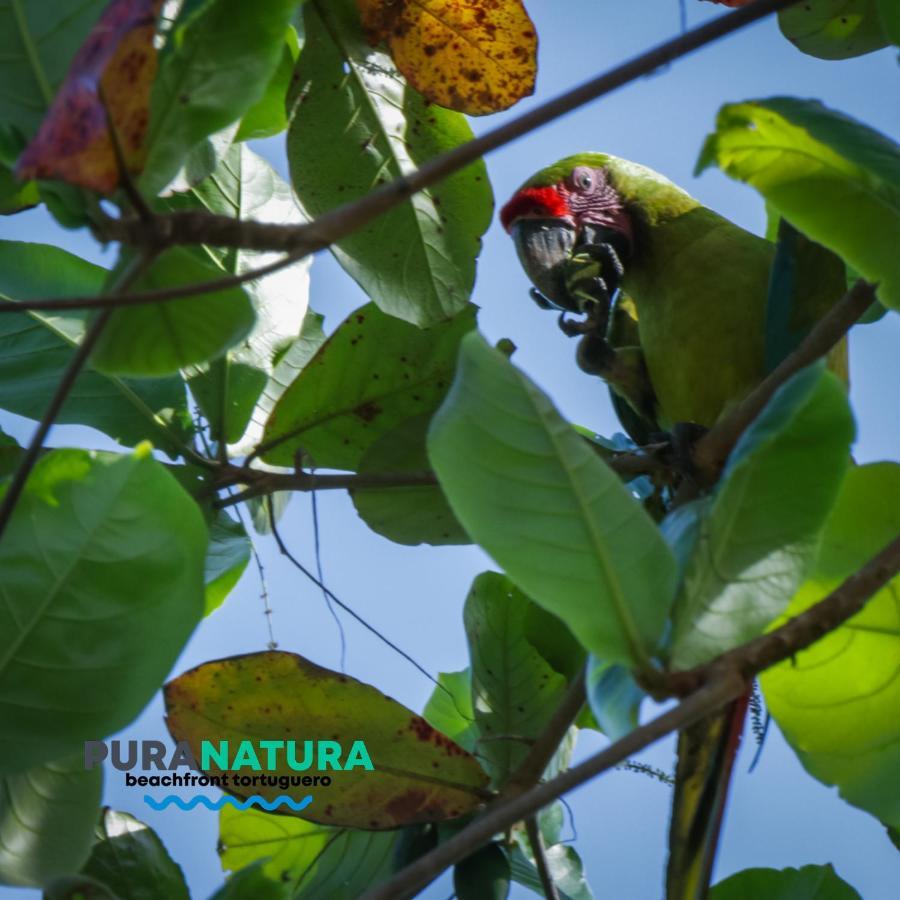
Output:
[365,532,900,899]
[525,817,561,900]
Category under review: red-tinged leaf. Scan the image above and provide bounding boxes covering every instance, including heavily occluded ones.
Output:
[16,0,162,194]
[164,651,491,829]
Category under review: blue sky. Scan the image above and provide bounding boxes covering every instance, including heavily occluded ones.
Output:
[1,1,899,897]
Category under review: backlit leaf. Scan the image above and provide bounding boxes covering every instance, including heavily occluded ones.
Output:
[761,463,900,829]
[165,651,490,829]
[17,0,162,193]
[428,333,678,669]
[779,0,889,59]
[711,864,861,899]
[357,0,537,114]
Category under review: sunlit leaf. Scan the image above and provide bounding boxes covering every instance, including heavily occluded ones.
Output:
[262,303,476,470]
[761,463,900,829]
[428,333,678,668]
[0,241,193,455]
[0,164,38,214]
[80,809,189,900]
[779,0,889,59]
[235,28,300,141]
[0,755,101,887]
[423,670,478,752]
[698,98,900,309]
[289,0,493,327]
[464,572,574,787]
[204,510,251,615]
[165,651,490,829]
[219,806,399,898]
[711,863,861,899]
[351,414,470,545]
[17,0,162,193]
[0,447,206,772]
[91,247,256,377]
[669,367,853,668]
[357,0,537,114]
[142,0,299,194]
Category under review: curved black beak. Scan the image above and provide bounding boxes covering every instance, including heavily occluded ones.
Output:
[509,218,580,313]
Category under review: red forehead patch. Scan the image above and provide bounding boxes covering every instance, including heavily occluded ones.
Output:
[499,185,570,232]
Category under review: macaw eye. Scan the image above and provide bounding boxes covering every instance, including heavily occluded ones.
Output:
[572,168,593,191]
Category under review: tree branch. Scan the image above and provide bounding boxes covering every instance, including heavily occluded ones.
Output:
[364,532,900,899]
[692,280,876,480]
[525,817,561,900]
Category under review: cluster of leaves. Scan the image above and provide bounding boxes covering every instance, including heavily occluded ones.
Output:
[0,0,898,898]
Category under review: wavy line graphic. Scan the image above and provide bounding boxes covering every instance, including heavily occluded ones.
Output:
[143,794,313,812]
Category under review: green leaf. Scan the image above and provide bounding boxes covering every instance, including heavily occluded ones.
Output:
[351,414,470,546]
[142,0,300,195]
[779,1,889,59]
[427,333,678,669]
[507,843,593,900]
[0,0,107,140]
[669,368,853,665]
[423,670,478,752]
[219,806,399,898]
[262,303,476,470]
[209,861,288,900]
[288,0,493,327]
[204,511,251,615]
[235,28,300,141]
[464,572,572,787]
[0,163,38,213]
[167,143,311,449]
[165,651,490,829]
[878,0,900,43]
[586,660,645,741]
[454,843,510,900]
[80,809,189,900]
[698,98,900,310]
[668,366,854,668]
[761,463,900,829]
[711,863,861,899]
[0,754,101,887]
[91,247,256,377]
[0,242,192,455]
[0,447,207,772]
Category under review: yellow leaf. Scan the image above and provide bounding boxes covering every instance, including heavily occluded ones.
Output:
[357,0,537,115]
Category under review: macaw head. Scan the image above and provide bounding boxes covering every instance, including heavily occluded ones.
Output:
[499,153,634,313]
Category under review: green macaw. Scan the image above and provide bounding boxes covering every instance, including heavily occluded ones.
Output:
[500,153,847,900]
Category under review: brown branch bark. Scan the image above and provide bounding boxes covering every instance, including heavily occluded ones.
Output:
[364,532,900,899]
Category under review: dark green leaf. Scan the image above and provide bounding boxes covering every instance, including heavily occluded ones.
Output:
[423,670,478,752]
[143,0,300,194]
[81,809,189,900]
[351,414,470,546]
[262,303,476,470]
[698,98,900,309]
[879,0,900,43]
[464,572,571,787]
[209,861,288,900]
[235,28,300,141]
[0,447,206,772]
[0,242,192,455]
[779,1,889,59]
[711,863,861,899]
[428,333,678,669]
[91,247,256,377]
[0,0,107,140]
[668,367,854,668]
[0,755,101,887]
[454,843,510,900]
[761,463,900,829]
[288,0,492,326]
[218,806,399,898]
[204,511,251,615]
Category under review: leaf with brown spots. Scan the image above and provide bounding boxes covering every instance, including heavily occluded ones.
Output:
[356,0,537,114]
[16,0,162,194]
[778,0,890,60]
[164,651,490,830]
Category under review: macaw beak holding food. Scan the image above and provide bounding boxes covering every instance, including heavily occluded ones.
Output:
[508,217,580,312]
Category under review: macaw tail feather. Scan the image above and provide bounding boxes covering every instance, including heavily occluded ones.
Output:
[665,691,751,900]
